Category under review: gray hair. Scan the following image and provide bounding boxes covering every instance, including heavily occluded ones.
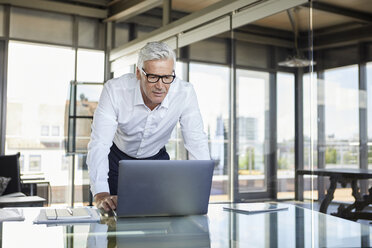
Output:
[137,41,176,70]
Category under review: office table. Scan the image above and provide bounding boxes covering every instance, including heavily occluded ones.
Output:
[0,203,371,247]
[297,168,372,220]
[0,196,45,207]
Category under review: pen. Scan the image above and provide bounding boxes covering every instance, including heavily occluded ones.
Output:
[109,209,117,221]
[110,209,117,218]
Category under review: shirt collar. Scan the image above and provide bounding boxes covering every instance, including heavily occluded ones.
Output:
[134,80,170,109]
[134,82,144,106]
[160,92,169,109]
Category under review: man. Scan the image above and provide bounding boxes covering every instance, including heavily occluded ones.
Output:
[87,41,210,212]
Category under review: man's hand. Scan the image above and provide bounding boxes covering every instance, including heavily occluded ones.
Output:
[94,192,117,212]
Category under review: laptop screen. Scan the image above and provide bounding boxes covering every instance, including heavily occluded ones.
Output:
[116,160,214,217]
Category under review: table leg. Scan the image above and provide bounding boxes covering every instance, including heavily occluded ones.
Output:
[30,184,34,196]
[333,186,372,220]
[319,176,338,213]
[351,180,362,202]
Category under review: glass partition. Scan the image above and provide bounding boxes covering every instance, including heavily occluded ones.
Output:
[324,65,359,172]
[277,72,295,199]
[6,41,75,205]
[236,69,269,193]
[189,62,230,201]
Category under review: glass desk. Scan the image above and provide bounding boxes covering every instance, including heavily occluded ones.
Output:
[1,203,371,247]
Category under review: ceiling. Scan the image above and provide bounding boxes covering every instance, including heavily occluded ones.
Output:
[3,0,372,50]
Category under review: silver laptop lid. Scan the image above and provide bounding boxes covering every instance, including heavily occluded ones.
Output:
[116,160,214,217]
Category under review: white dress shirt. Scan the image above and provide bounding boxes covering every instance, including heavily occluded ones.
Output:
[87,73,210,196]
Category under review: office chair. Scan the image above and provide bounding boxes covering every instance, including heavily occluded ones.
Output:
[0,153,21,195]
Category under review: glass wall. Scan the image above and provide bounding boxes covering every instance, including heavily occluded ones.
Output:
[236,69,269,193]
[166,61,188,161]
[5,41,104,206]
[277,72,295,199]
[73,70,104,206]
[190,62,230,201]
[3,0,372,209]
[324,65,359,170]
[6,41,75,204]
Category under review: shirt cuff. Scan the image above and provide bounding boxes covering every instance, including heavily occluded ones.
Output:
[91,181,110,196]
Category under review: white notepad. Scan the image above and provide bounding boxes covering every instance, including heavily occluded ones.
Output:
[34,207,100,224]
[46,208,91,220]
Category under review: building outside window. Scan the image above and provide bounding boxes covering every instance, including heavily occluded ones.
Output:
[277,72,295,199]
[189,62,230,201]
[40,125,49,136]
[29,155,41,171]
[51,126,60,136]
[5,41,104,205]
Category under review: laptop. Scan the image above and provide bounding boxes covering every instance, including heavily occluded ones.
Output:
[115,160,214,217]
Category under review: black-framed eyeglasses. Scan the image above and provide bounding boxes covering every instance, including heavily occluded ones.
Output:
[141,68,176,84]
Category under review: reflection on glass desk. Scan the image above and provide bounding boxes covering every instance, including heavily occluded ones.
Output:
[87,215,210,248]
[1,203,371,248]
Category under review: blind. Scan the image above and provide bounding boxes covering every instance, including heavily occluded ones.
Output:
[10,7,73,46]
[0,5,4,37]
[78,16,105,49]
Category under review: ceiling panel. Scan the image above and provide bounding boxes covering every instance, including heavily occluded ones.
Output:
[172,0,221,13]
[251,5,367,32]
[317,0,372,14]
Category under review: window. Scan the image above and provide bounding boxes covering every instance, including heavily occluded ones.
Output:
[166,61,188,160]
[19,155,24,172]
[61,155,70,171]
[6,41,75,204]
[277,72,295,199]
[29,155,41,171]
[236,69,269,192]
[303,72,318,170]
[324,65,359,169]
[41,125,49,136]
[77,49,104,83]
[51,126,60,136]
[189,62,230,201]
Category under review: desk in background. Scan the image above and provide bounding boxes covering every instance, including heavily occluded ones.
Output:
[0,196,45,207]
[297,168,372,220]
[0,203,371,247]
[20,173,50,205]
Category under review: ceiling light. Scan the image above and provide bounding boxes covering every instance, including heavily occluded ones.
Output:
[278,8,316,68]
[278,56,316,67]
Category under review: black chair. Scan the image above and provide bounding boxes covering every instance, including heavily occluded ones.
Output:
[0,153,21,195]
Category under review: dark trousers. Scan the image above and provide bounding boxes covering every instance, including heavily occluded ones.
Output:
[108,143,170,195]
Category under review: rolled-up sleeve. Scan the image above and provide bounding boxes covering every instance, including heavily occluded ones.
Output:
[179,85,210,160]
[87,85,118,196]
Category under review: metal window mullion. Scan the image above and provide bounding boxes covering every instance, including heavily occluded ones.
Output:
[0,5,10,155]
[104,21,112,82]
[229,15,238,202]
[70,14,79,207]
[359,43,368,194]
[317,71,326,201]
[295,68,304,200]
[0,41,7,156]
[268,71,277,199]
